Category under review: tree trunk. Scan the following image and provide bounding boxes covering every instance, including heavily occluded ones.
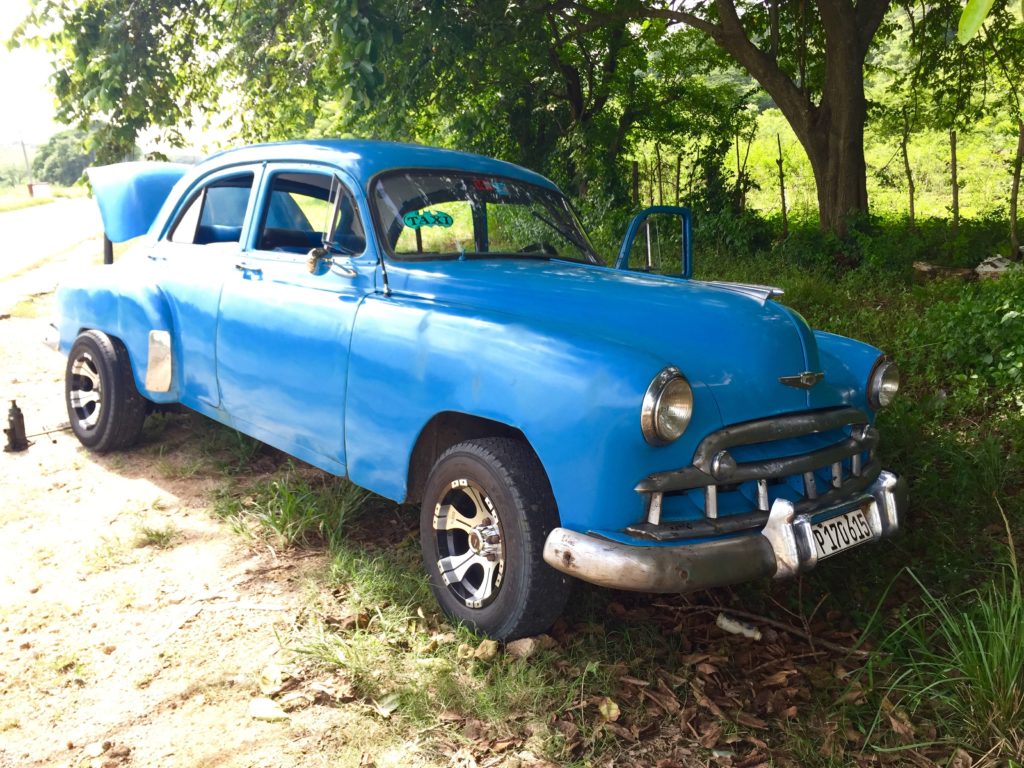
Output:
[950,128,960,238]
[1011,119,1023,260]
[797,59,869,236]
[645,0,891,240]
[675,154,682,206]
[632,160,639,207]
[777,134,788,238]
[655,143,664,205]
[901,115,915,229]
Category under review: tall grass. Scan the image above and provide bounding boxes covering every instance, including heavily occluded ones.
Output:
[873,506,1023,763]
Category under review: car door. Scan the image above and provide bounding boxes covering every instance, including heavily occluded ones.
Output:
[215,165,376,475]
[150,165,262,409]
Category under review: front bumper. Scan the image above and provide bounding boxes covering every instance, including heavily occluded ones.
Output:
[542,470,906,593]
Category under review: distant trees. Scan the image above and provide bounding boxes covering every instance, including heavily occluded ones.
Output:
[32,129,93,186]
[10,0,1024,253]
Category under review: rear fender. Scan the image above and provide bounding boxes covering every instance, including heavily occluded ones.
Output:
[57,264,178,403]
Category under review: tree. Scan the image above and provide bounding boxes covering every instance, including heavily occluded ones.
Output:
[13,0,222,164]
[32,129,94,186]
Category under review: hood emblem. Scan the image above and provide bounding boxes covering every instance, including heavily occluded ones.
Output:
[779,371,824,389]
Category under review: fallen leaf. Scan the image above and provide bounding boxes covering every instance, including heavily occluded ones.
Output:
[602,721,636,741]
[249,697,289,722]
[473,639,498,662]
[278,691,313,711]
[948,748,972,768]
[373,692,402,718]
[888,711,915,743]
[699,722,722,748]
[735,712,767,729]
[597,697,621,722]
[763,669,796,686]
[643,678,681,714]
[553,718,580,743]
[506,637,539,659]
[258,663,284,695]
[619,675,650,687]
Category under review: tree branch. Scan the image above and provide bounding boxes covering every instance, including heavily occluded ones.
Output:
[854,0,893,55]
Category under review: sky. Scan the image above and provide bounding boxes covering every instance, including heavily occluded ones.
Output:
[0,0,62,147]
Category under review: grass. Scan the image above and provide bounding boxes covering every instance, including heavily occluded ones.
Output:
[133,522,180,549]
[861,508,1024,764]
[214,465,374,549]
[0,184,88,213]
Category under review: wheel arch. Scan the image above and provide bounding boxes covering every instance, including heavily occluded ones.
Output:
[405,411,542,506]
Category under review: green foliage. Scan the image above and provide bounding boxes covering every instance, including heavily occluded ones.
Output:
[31,129,93,186]
[904,269,1024,410]
[959,0,998,42]
[870,521,1023,762]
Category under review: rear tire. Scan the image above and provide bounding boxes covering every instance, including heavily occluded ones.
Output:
[420,437,570,641]
[65,330,147,452]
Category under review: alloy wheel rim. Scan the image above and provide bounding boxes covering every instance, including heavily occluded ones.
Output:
[69,352,102,430]
[432,480,505,609]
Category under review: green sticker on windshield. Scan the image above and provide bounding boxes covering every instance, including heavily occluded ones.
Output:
[403,210,453,229]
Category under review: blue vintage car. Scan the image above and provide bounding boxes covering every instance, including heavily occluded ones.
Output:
[58,140,906,640]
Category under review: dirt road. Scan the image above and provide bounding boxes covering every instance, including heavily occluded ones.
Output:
[0,233,388,767]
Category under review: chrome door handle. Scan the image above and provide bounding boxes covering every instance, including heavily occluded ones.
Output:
[235,262,262,275]
[331,263,357,278]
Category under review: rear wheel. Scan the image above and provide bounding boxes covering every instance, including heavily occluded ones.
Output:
[420,437,570,641]
[65,330,147,452]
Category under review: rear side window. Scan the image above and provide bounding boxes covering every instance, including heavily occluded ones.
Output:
[170,172,254,245]
[255,171,364,255]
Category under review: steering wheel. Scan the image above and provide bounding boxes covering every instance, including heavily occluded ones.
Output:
[518,241,559,256]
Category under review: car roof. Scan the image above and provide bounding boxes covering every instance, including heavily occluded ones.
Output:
[199,139,561,193]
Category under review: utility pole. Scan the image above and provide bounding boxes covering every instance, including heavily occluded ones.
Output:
[20,138,34,195]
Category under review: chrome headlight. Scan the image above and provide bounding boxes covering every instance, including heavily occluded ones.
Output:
[868,358,900,409]
[641,366,694,446]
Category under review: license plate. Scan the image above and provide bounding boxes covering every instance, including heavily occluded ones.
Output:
[811,507,874,559]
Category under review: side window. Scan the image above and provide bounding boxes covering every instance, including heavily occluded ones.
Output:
[169,172,254,245]
[256,172,365,255]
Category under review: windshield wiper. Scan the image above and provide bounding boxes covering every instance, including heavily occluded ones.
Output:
[530,211,596,261]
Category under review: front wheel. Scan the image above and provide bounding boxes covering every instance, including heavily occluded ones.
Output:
[65,330,147,452]
[420,437,571,641]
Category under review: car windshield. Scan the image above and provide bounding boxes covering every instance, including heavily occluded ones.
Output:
[372,171,602,264]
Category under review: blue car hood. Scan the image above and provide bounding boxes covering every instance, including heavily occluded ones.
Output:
[391,258,839,427]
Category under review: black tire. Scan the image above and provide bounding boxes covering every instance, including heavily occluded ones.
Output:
[65,330,147,452]
[420,437,571,641]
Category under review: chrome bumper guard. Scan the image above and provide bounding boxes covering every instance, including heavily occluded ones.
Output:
[542,470,906,593]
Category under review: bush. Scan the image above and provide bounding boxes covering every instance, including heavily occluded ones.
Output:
[900,270,1024,411]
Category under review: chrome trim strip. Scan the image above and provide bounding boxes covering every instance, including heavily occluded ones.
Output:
[704,485,718,519]
[756,479,769,511]
[646,492,663,526]
[694,280,785,304]
[803,471,818,499]
[145,330,173,392]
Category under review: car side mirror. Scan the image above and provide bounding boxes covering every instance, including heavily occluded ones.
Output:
[307,247,332,276]
[615,206,692,278]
